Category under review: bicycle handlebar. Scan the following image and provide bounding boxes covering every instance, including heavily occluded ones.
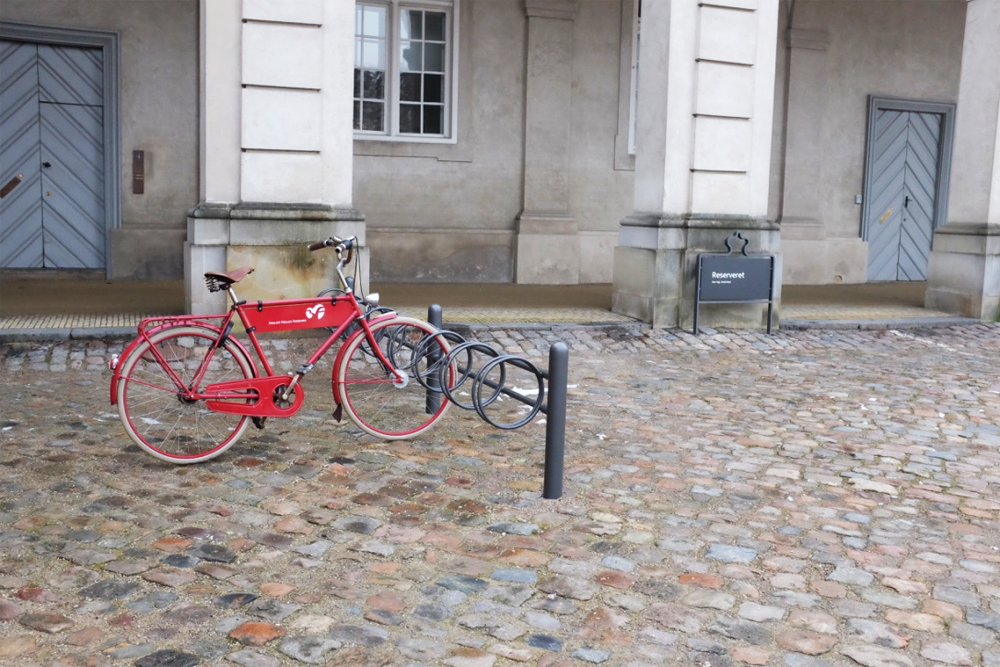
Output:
[309,237,356,292]
[307,236,356,255]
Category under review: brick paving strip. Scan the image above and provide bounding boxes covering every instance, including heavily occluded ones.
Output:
[1,324,999,666]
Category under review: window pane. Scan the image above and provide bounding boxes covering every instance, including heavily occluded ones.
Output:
[362,39,385,69]
[362,5,386,37]
[400,41,422,72]
[399,104,420,133]
[364,70,385,100]
[423,74,443,103]
[401,9,422,40]
[400,72,421,102]
[423,105,442,134]
[425,12,445,41]
[355,5,452,140]
[362,101,384,131]
[424,43,444,73]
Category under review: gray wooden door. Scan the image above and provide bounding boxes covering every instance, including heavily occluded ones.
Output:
[0,40,105,269]
[866,109,941,281]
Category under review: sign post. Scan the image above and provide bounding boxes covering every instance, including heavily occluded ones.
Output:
[694,231,775,334]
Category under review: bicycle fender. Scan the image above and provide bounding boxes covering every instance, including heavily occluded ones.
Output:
[109,325,259,405]
[109,335,148,404]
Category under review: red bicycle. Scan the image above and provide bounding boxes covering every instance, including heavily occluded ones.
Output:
[109,237,455,464]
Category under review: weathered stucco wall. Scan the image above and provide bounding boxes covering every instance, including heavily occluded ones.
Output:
[794,0,965,245]
[570,0,634,282]
[4,0,198,279]
[359,0,526,282]
[362,0,634,283]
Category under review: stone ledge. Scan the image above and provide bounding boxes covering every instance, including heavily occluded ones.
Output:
[189,202,365,222]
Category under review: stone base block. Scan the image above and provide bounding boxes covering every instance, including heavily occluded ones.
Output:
[184,241,226,315]
[184,203,365,313]
[612,214,781,329]
[926,223,1000,320]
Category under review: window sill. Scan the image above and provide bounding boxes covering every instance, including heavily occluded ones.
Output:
[354,137,472,162]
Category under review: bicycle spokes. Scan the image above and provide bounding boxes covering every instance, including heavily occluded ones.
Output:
[335,317,455,439]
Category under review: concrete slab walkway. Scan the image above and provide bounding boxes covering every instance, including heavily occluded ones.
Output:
[0,277,980,340]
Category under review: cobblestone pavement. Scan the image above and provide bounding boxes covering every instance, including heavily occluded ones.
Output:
[2,324,1000,666]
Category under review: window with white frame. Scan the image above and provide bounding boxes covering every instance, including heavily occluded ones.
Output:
[354,1,455,140]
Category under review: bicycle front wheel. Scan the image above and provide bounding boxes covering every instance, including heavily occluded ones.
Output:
[336,316,454,439]
[117,326,255,464]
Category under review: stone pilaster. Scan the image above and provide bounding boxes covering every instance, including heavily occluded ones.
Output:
[187,0,360,312]
[612,0,781,328]
[926,0,1000,319]
[515,0,580,284]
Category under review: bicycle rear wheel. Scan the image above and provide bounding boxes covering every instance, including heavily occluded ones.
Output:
[336,316,454,439]
[117,325,254,464]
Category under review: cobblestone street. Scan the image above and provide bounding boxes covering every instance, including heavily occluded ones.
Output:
[2,324,1000,666]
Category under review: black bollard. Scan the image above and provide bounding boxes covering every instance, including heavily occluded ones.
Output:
[426,304,443,414]
[543,341,568,499]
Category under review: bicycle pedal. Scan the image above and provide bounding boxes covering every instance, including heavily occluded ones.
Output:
[252,416,268,430]
[332,404,343,423]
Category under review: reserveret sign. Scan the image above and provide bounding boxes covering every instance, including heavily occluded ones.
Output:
[699,255,772,302]
[694,231,776,334]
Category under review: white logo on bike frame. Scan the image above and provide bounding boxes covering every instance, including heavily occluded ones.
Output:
[306,304,325,320]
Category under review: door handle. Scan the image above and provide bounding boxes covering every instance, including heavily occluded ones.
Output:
[904,195,910,208]
[42,162,52,168]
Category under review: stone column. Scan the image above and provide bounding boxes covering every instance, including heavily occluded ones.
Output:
[186,0,364,314]
[515,0,579,284]
[186,0,241,314]
[612,0,781,328]
[926,0,1000,320]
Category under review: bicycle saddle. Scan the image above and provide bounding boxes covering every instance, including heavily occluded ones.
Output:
[204,266,254,292]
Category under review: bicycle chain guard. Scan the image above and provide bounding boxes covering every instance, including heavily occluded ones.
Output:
[206,375,305,417]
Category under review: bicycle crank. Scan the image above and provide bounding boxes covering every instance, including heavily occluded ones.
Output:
[273,384,298,410]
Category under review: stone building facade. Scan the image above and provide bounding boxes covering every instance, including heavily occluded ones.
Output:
[2,0,998,326]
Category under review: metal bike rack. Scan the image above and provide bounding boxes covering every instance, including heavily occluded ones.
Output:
[424,305,568,500]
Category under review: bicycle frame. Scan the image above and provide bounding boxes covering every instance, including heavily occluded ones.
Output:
[110,235,455,464]
[110,292,401,417]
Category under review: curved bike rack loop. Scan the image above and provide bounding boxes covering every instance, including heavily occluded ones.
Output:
[423,304,568,499]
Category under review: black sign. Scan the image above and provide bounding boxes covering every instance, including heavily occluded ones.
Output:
[694,231,775,334]
[698,255,772,302]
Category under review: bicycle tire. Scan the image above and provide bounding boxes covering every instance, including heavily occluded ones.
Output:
[117,325,255,464]
[335,316,455,439]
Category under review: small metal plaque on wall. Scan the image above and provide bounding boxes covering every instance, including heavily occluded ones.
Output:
[694,231,775,334]
[132,150,144,194]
